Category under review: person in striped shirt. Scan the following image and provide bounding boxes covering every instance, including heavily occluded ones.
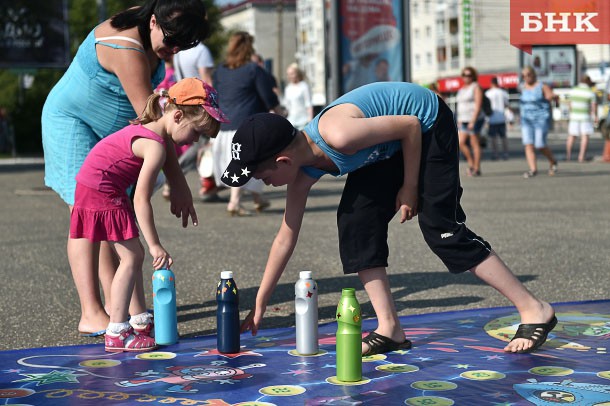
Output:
[566,75,598,162]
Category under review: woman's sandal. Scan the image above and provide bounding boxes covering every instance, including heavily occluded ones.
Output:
[78,329,106,338]
[254,200,271,213]
[227,205,252,217]
[362,331,412,356]
[509,315,557,354]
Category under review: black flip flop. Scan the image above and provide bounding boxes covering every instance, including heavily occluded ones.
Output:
[362,331,412,356]
[509,315,558,353]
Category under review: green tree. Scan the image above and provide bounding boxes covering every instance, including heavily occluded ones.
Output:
[0,0,225,154]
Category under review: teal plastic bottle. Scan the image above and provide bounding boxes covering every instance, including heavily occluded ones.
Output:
[152,268,178,345]
[335,288,362,382]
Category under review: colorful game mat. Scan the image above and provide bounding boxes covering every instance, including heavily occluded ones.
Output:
[1,300,609,405]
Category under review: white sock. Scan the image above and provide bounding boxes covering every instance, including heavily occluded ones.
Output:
[130,312,153,326]
[107,321,131,335]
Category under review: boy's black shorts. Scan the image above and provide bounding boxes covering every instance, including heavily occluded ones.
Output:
[337,98,492,274]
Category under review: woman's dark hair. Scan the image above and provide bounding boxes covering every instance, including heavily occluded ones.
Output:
[111,0,209,50]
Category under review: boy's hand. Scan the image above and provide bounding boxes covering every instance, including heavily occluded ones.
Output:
[150,245,173,270]
[240,304,266,336]
[396,185,418,223]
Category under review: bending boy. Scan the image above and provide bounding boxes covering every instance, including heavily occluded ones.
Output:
[223,82,556,355]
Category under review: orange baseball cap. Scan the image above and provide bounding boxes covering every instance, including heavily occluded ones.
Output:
[168,78,229,123]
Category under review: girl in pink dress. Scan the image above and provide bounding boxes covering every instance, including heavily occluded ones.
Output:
[69,78,228,352]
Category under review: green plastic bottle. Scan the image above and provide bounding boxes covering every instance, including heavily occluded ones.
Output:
[335,288,362,382]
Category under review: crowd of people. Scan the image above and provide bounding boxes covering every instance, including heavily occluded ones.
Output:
[38,0,609,357]
[451,65,606,179]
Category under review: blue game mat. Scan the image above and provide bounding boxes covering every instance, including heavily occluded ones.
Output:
[1,300,609,405]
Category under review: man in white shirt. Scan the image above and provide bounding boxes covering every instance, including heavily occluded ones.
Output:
[485,77,511,160]
[173,43,214,84]
[174,44,222,201]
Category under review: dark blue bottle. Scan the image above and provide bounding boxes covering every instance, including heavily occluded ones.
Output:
[216,270,240,353]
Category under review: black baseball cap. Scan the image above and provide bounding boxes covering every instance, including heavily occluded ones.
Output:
[222,113,297,187]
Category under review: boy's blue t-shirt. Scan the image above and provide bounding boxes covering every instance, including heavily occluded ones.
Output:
[302,82,439,179]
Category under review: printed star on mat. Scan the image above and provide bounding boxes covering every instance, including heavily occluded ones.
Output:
[321,364,336,369]
[3,369,23,374]
[414,357,432,362]
[393,349,411,355]
[459,324,475,329]
[457,319,476,324]
[14,370,86,386]
[450,363,471,369]
[282,369,313,376]
[195,348,263,358]
[255,336,273,341]
[482,355,504,360]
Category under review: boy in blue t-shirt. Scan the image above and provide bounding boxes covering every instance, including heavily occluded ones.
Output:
[223,82,556,355]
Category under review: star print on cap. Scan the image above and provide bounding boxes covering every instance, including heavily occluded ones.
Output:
[222,113,296,187]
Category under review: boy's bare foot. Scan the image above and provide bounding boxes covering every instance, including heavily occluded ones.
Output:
[362,328,407,355]
[504,301,555,353]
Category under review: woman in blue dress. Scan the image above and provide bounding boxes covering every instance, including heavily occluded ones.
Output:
[42,0,209,336]
[519,65,558,178]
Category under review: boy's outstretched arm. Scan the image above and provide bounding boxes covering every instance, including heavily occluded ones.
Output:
[241,173,317,335]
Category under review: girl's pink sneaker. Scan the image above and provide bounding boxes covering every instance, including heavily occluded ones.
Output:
[105,327,157,353]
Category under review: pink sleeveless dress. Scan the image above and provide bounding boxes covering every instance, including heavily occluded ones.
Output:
[70,124,166,242]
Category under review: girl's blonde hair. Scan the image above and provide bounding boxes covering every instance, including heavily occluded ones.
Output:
[130,91,221,137]
[287,62,305,82]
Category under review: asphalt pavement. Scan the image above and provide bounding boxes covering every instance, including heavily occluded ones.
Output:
[1,131,609,351]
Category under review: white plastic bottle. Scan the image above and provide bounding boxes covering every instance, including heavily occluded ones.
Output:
[295,270,319,355]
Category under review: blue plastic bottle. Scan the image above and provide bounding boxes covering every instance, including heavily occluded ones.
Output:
[152,268,178,345]
[216,270,240,353]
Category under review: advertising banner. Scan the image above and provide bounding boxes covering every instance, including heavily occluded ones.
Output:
[510,0,610,54]
[0,0,70,68]
[339,0,404,94]
[521,45,577,88]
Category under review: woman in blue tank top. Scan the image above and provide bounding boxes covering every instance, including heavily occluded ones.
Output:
[41,0,209,338]
[519,66,558,178]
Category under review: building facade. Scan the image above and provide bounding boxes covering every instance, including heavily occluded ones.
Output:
[221,1,609,106]
[219,0,298,91]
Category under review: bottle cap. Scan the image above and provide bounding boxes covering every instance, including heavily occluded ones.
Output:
[299,270,312,280]
[220,271,233,280]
